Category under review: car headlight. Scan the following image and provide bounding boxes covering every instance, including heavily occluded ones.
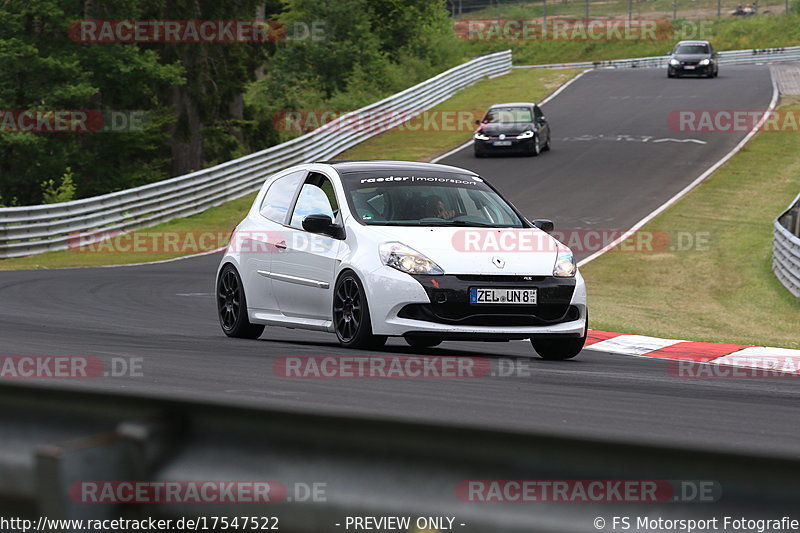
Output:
[474,132,490,140]
[669,58,680,66]
[553,243,576,278]
[699,59,710,66]
[379,242,444,275]
[516,130,535,140]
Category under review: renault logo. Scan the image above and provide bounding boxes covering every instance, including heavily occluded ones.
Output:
[499,134,506,140]
[492,256,505,269]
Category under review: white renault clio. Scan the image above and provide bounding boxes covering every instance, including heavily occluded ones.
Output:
[216,161,587,359]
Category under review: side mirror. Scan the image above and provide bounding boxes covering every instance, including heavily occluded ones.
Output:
[302,213,334,234]
[532,218,554,233]
[474,119,481,126]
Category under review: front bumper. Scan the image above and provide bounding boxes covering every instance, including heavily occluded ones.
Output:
[363,267,587,339]
[669,64,713,75]
[474,137,536,154]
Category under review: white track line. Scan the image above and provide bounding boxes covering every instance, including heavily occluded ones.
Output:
[577,67,780,267]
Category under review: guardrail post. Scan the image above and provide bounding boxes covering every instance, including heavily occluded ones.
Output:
[34,419,175,529]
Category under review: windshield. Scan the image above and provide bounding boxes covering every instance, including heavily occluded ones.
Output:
[675,44,710,54]
[483,107,533,123]
[340,171,525,227]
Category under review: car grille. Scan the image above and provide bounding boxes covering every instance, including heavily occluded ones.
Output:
[454,274,547,282]
[399,304,580,327]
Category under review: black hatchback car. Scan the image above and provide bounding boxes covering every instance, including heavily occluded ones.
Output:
[667,40,719,78]
[473,103,551,157]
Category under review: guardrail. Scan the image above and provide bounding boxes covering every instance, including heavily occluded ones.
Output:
[515,45,800,70]
[774,192,800,297]
[3,382,800,531]
[0,50,512,259]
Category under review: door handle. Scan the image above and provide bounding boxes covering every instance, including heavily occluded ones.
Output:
[274,240,287,251]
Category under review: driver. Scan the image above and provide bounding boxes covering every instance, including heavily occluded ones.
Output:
[424,195,455,219]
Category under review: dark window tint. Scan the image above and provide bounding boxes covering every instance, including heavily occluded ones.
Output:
[675,44,710,54]
[485,107,533,123]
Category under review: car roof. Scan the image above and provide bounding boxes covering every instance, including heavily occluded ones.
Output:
[676,40,711,45]
[315,160,478,176]
[488,102,537,109]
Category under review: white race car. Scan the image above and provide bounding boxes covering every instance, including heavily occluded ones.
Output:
[216,161,587,359]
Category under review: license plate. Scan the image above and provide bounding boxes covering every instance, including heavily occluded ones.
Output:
[492,140,512,146]
[684,65,695,70]
[470,288,537,305]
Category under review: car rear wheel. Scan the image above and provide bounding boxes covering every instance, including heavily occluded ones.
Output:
[404,336,443,348]
[333,272,387,349]
[217,264,265,339]
[530,312,587,360]
[542,134,551,152]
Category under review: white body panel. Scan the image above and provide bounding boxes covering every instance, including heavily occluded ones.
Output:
[217,162,588,340]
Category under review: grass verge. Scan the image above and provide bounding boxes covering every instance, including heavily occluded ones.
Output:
[463,14,800,65]
[0,68,578,270]
[581,100,800,349]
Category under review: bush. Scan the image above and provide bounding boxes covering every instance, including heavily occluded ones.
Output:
[41,168,77,205]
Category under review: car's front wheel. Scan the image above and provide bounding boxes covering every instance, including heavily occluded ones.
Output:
[530,313,587,360]
[217,264,265,339]
[333,272,387,349]
[530,134,541,156]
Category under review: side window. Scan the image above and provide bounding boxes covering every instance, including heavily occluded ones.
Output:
[534,106,544,121]
[290,174,339,229]
[260,171,305,223]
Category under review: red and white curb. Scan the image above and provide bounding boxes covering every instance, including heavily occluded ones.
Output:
[585,330,800,373]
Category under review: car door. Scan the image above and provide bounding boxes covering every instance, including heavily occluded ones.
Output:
[270,172,342,320]
[241,169,306,312]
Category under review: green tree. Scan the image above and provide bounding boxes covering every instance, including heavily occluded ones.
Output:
[0,0,184,204]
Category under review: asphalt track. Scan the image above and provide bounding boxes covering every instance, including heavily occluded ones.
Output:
[443,66,774,239]
[3,66,796,458]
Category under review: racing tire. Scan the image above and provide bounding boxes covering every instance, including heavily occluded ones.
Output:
[530,312,587,360]
[217,264,265,339]
[542,134,551,152]
[333,272,388,349]
[404,337,443,349]
[529,134,541,157]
